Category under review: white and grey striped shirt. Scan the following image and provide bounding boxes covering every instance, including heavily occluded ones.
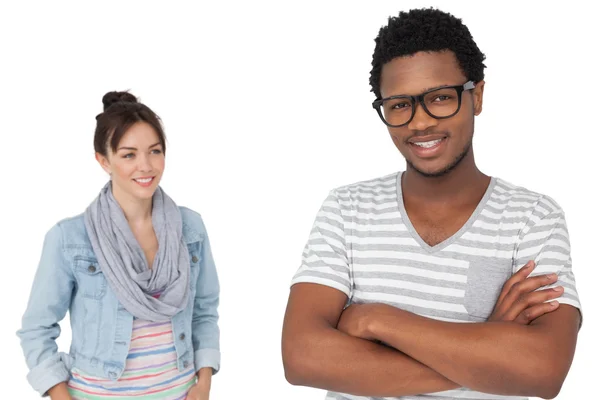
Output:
[292,172,581,400]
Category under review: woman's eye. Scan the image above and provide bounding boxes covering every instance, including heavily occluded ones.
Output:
[123,153,134,159]
[151,149,163,155]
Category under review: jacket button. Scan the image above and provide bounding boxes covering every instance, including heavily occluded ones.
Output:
[192,256,198,263]
[183,361,189,368]
[179,333,185,341]
[88,265,96,273]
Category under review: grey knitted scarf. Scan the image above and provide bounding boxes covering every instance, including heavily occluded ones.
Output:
[84,182,189,322]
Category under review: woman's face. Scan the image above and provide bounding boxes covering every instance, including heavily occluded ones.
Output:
[96,121,165,202]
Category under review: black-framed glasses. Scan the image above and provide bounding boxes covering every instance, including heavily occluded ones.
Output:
[372,81,476,127]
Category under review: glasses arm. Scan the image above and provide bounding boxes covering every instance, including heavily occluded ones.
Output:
[463,81,476,90]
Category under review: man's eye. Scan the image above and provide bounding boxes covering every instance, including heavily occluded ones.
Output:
[390,101,411,110]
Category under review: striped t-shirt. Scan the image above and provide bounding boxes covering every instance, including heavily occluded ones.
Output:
[291,171,581,400]
[68,318,196,399]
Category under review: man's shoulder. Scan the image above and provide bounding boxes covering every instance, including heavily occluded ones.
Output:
[493,177,564,217]
[329,171,400,198]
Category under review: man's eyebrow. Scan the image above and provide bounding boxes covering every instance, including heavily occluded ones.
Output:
[420,84,451,92]
[386,83,457,99]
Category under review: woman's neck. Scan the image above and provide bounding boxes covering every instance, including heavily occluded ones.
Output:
[111,183,153,225]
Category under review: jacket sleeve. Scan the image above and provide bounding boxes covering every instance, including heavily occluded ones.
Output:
[17,224,75,396]
[191,216,221,374]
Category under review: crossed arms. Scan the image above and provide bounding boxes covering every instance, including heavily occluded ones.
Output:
[282,265,580,399]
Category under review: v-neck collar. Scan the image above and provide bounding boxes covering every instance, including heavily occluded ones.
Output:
[396,171,496,254]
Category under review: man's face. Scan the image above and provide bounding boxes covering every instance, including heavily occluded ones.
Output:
[379,51,484,177]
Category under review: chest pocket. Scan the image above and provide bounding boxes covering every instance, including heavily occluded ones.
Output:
[74,257,107,300]
[464,259,513,320]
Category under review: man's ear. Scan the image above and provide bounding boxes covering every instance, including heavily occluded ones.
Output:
[473,80,485,116]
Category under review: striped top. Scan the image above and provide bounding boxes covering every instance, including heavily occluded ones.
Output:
[67,319,196,399]
[291,171,581,400]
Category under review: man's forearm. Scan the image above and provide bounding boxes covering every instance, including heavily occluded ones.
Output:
[283,324,459,397]
[367,306,577,398]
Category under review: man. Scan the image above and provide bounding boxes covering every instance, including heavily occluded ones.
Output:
[282,8,581,400]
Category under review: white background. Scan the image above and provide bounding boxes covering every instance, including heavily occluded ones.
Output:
[1,0,597,398]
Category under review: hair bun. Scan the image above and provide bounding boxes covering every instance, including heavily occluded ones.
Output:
[102,91,138,111]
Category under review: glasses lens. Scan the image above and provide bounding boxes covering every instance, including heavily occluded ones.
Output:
[380,97,413,126]
[422,88,460,118]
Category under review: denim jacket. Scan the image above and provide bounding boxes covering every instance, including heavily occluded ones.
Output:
[17,207,220,396]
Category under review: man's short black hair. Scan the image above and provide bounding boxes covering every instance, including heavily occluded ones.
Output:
[369,8,486,99]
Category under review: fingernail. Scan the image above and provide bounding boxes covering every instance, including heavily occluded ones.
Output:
[546,273,557,280]
[553,286,563,292]
[551,301,559,306]
[521,262,533,271]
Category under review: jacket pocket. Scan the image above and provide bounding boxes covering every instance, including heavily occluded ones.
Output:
[464,259,512,320]
[74,257,107,300]
[188,241,201,291]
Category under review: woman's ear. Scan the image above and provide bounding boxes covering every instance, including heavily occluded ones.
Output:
[95,152,112,175]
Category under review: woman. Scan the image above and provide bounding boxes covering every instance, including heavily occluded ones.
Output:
[17,92,220,400]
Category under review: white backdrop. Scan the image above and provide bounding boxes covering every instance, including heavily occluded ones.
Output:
[1,1,597,398]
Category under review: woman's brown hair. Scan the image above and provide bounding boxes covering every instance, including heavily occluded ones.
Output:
[94,91,166,156]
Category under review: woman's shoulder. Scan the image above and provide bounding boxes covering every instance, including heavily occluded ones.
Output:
[48,208,207,244]
[179,206,207,244]
[51,213,92,247]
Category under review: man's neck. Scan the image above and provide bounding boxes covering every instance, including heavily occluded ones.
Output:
[402,153,489,205]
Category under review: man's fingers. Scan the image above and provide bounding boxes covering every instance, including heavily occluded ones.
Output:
[503,286,564,321]
[502,272,559,309]
[496,261,534,305]
[514,301,560,324]
[515,273,559,296]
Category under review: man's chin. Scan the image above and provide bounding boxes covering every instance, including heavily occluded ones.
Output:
[406,142,472,178]
[407,160,453,178]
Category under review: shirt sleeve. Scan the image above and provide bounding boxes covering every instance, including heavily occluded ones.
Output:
[291,190,352,297]
[514,200,581,317]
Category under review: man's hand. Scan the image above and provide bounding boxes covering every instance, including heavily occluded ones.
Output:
[337,302,384,340]
[488,260,563,324]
